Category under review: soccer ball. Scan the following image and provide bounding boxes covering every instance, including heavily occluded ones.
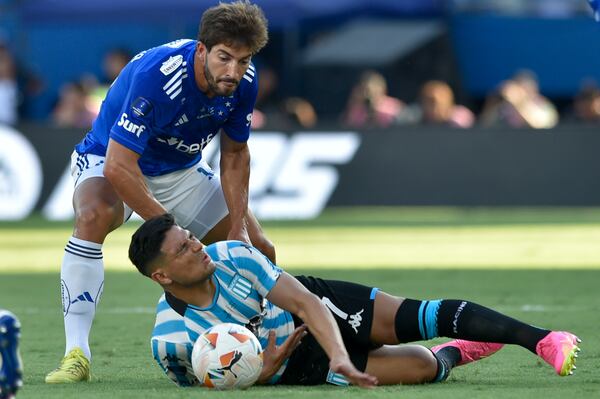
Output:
[191,323,263,389]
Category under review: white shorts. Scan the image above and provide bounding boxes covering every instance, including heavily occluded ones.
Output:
[70,151,229,239]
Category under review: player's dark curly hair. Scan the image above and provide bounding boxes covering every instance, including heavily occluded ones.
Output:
[129,213,176,277]
[198,1,269,54]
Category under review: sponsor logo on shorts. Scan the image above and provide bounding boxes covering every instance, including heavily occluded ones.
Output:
[321,296,365,334]
[118,113,147,137]
[348,309,364,334]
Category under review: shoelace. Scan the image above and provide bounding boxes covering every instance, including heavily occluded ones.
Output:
[53,356,87,376]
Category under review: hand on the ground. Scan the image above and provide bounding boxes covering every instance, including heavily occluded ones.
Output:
[330,357,378,388]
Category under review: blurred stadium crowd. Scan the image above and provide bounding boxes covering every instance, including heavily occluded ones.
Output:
[0,0,598,130]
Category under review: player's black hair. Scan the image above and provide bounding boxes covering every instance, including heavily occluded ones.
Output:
[197,0,268,54]
[129,213,176,277]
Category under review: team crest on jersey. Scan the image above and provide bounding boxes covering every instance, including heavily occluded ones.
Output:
[160,55,184,76]
[228,274,252,299]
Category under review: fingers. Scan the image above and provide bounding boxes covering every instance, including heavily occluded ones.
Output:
[332,359,378,388]
[291,325,308,342]
[265,330,276,351]
[280,325,308,354]
[348,370,378,388]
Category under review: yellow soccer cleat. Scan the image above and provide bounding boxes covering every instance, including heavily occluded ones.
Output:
[45,348,91,383]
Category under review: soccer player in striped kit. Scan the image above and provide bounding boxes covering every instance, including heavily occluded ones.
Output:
[129,214,580,388]
[46,1,274,383]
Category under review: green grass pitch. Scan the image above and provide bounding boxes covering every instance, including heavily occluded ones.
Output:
[1,207,599,398]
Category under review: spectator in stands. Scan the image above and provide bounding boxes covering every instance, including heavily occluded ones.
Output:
[90,48,133,112]
[565,82,600,124]
[396,80,474,128]
[282,96,318,128]
[253,96,318,130]
[250,65,278,129]
[479,70,558,129]
[343,70,404,128]
[103,48,132,84]
[0,42,18,125]
[251,65,318,129]
[52,81,97,129]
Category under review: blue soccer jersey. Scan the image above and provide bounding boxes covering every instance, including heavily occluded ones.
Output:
[151,241,295,387]
[75,39,258,176]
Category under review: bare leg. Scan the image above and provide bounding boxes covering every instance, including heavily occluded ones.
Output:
[365,345,437,385]
[370,291,404,345]
[61,178,123,356]
[73,177,125,241]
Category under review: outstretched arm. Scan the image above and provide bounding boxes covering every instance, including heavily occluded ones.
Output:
[266,272,378,388]
[219,132,251,244]
[104,138,167,219]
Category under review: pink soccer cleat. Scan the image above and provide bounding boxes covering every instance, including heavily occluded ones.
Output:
[536,331,581,376]
[432,340,504,366]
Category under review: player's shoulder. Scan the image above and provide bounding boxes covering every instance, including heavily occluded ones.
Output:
[236,62,259,98]
[205,241,261,262]
[241,62,258,86]
[152,293,189,341]
[134,39,195,69]
[128,39,196,100]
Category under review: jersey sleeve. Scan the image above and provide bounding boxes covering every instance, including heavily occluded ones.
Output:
[221,65,259,142]
[151,337,197,387]
[225,241,282,297]
[151,296,198,387]
[109,67,174,154]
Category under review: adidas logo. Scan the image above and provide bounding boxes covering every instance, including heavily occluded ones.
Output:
[174,114,189,127]
[71,291,95,304]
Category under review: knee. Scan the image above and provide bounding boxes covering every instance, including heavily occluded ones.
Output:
[412,347,439,384]
[253,237,276,263]
[74,202,121,236]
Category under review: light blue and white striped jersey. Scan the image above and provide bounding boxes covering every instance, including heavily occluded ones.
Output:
[151,240,295,387]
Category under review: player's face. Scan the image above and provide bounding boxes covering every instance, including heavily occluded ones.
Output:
[156,226,216,286]
[202,43,252,97]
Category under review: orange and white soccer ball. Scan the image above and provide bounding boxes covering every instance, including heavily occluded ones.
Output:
[191,323,263,389]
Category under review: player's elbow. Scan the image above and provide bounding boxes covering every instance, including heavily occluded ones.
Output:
[294,292,323,322]
[103,161,121,183]
[103,158,132,187]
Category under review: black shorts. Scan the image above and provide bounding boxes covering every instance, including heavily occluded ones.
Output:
[278,276,380,385]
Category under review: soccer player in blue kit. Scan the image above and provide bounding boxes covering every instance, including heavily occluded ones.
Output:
[129,215,580,388]
[46,1,273,383]
[0,310,22,398]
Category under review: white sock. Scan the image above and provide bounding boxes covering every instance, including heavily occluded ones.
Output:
[60,236,104,361]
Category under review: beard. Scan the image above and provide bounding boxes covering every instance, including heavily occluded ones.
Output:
[204,61,239,97]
